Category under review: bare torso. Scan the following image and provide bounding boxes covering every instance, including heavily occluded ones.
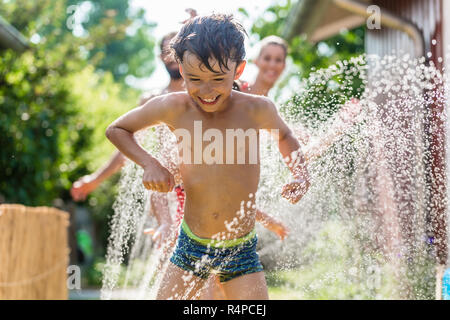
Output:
[168,92,263,239]
[107,89,301,241]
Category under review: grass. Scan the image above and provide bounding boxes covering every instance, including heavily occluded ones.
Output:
[265,220,408,300]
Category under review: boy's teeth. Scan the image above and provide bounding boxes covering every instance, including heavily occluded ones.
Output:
[203,97,217,102]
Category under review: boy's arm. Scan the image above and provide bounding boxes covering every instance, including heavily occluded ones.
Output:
[106,93,183,192]
[257,98,310,203]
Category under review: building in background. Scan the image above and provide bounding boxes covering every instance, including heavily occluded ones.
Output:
[0,15,28,52]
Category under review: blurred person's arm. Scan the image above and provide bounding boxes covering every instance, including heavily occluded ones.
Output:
[256,209,289,240]
[70,151,126,201]
[144,192,175,249]
[303,98,362,163]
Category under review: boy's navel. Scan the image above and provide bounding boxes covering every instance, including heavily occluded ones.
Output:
[212,212,219,219]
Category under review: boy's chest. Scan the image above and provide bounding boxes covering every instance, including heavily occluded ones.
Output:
[175,108,258,133]
[173,111,261,165]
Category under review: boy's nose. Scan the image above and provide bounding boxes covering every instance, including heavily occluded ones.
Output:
[199,83,213,95]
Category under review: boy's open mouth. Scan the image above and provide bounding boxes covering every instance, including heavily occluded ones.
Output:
[198,95,220,105]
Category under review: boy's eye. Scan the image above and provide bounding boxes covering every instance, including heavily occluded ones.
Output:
[214,78,224,82]
[190,78,200,82]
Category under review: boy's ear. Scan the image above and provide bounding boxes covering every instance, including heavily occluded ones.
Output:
[179,65,184,79]
[234,60,246,80]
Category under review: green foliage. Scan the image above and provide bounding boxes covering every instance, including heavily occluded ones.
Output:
[0,0,143,209]
[281,56,366,129]
[85,257,106,287]
[65,0,157,84]
[3,0,157,85]
[66,65,139,171]
[86,174,121,257]
[266,219,437,299]
[65,66,139,257]
[0,0,89,205]
[85,256,146,288]
[0,1,149,286]
[250,0,292,41]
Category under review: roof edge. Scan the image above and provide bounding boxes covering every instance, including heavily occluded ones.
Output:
[0,15,29,52]
[282,0,333,41]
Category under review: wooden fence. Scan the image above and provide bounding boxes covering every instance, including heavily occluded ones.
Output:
[0,204,70,299]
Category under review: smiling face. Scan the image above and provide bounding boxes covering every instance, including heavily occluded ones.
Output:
[180,51,246,113]
[255,44,286,85]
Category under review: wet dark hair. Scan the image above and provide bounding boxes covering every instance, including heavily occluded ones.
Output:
[170,14,247,73]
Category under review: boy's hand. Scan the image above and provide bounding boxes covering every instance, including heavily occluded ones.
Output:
[142,159,175,193]
[281,178,310,204]
[70,175,98,201]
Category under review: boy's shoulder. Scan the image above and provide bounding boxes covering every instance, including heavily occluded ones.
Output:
[164,92,198,121]
[140,92,192,123]
[232,90,273,106]
[231,91,280,129]
[232,91,276,115]
[161,91,190,102]
[155,91,192,111]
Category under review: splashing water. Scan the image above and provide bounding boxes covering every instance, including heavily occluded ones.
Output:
[101,53,448,300]
[100,125,179,300]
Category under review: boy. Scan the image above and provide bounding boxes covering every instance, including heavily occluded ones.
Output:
[106,14,310,300]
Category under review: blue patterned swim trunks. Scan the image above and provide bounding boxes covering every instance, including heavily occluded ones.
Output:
[170,219,264,283]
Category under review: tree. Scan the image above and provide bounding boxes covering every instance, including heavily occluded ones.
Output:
[64,0,157,85]
[0,0,141,205]
[0,0,83,204]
